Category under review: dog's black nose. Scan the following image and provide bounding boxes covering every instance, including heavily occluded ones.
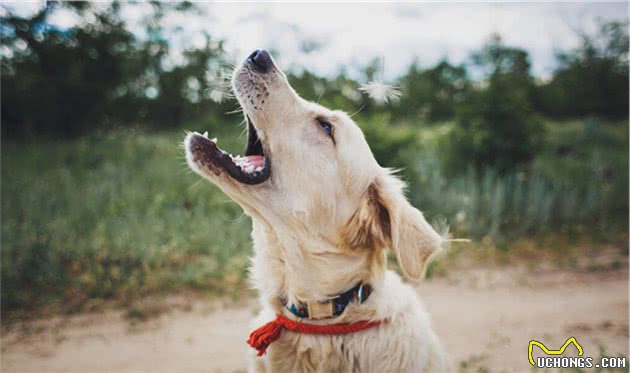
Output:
[248,49,272,73]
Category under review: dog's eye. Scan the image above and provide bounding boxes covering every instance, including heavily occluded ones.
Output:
[317,119,333,138]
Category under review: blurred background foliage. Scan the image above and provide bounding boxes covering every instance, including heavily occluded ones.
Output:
[1,1,628,317]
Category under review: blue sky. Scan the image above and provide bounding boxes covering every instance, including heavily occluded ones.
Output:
[4,1,628,79]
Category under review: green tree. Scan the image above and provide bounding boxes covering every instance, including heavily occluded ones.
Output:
[535,20,629,118]
[447,34,543,174]
[394,59,469,122]
[1,2,137,136]
[1,1,227,138]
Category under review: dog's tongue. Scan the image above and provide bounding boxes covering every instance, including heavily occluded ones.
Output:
[246,155,265,168]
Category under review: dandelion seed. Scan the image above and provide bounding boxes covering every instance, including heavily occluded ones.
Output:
[209,89,224,103]
[432,218,470,249]
[358,56,401,105]
[358,82,401,104]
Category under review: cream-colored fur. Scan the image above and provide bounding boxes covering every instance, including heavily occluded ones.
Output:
[185,52,450,373]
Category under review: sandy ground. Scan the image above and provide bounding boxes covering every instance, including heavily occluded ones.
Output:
[1,264,628,373]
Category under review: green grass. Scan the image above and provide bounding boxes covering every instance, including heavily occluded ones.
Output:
[1,118,627,317]
[1,126,253,315]
[402,118,628,240]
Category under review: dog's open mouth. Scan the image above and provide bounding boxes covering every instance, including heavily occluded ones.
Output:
[187,116,270,185]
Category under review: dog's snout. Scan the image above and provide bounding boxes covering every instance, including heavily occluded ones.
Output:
[248,49,272,73]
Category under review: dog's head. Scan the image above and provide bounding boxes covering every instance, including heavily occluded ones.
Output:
[184,50,442,281]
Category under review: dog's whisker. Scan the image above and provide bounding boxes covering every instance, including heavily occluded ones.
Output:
[349,104,366,118]
[227,212,248,224]
[316,90,325,104]
[186,179,205,191]
[226,107,244,115]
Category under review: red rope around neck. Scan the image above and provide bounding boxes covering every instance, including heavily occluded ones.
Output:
[247,314,383,356]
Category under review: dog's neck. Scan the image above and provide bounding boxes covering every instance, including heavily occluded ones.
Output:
[248,219,386,309]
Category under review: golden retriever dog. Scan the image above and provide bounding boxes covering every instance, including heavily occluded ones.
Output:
[184,50,449,373]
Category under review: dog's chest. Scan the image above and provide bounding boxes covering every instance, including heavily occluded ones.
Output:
[268,333,355,373]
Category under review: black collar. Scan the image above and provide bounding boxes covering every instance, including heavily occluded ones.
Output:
[280,282,373,320]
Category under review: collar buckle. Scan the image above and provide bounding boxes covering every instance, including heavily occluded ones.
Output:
[306,300,334,320]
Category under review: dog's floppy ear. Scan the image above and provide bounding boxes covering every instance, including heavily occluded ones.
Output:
[343,173,443,281]
[342,181,392,251]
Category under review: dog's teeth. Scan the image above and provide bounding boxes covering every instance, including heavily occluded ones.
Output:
[210,137,217,143]
[255,166,263,172]
[202,131,208,138]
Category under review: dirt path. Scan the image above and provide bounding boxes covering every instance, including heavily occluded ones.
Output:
[2,265,628,373]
